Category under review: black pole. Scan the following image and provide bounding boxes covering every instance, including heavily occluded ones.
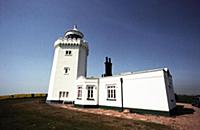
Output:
[120,78,123,112]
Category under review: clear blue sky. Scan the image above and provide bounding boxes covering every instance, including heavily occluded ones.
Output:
[0,0,200,95]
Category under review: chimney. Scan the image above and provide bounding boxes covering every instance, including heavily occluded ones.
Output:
[109,58,111,63]
[102,57,112,77]
[106,57,108,62]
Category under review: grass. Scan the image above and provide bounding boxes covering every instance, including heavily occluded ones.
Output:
[0,93,47,100]
[0,97,174,130]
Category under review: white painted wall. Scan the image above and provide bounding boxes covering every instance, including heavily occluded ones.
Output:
[99,69,175,112]
[47,46,59,101]
[99,76,122,107]
[122,71,169,111]
[47,38,88,102]
[78,43,88,77]
[75,76,98,105]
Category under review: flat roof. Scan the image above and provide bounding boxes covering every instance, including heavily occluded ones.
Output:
[102,68,168,78]
[83,68,168,79]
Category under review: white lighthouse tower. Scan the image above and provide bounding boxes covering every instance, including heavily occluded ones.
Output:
[47,25,89,103]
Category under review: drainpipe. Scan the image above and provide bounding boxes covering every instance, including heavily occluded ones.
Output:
[97,78,100,106]
[120,78,123,112]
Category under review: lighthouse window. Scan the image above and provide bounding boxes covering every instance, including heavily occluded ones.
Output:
[64,67,70,74]
[59,91,68,98]
[59,91,62,99]
[62,92,65,97]
[65,50,72,56]
[66,92,69,97]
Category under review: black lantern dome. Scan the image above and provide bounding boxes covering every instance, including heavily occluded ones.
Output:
[64,25,84,39]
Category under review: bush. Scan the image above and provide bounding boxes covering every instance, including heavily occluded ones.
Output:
[176,95,194,104]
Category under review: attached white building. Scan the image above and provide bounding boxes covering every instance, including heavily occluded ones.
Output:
[75,68,176,115]
[75,76,99,106]
[47,25,176,116]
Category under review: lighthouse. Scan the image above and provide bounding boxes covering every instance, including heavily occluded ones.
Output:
[47,25,176,116]
[47,25,89,103]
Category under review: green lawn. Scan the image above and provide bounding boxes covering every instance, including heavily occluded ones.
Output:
[0,98,174,130]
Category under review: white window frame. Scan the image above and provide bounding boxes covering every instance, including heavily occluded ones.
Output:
[66,92,69,98]
[62,91,65,97]
[59,91,69,99]
[59,91,62,99]
[64,67,70,74]
[107,85,116,101]
[77,86,82,99]
[87,85,94,100]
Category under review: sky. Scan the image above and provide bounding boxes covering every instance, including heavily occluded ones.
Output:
[0,0,200,95]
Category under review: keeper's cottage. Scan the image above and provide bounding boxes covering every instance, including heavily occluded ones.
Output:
[47,25,176,116]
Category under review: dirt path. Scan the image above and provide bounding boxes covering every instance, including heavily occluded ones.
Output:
[51,103,200,130]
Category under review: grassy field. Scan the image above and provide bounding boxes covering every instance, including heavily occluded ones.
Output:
[0,97,175,130]
[0,93,47,100]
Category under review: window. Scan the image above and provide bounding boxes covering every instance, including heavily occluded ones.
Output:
[62,92,65,97]
[66,50,72,56]
[59,91,62,99]
[66,92,69,98]
[77,86,82,99]
[59,91,69,99]
[69,51,71,55]
[64,67,70,74]
[107,86,116,101]
[87,85,94,100]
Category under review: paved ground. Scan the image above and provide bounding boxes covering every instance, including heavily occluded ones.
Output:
[51,103,200,130]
